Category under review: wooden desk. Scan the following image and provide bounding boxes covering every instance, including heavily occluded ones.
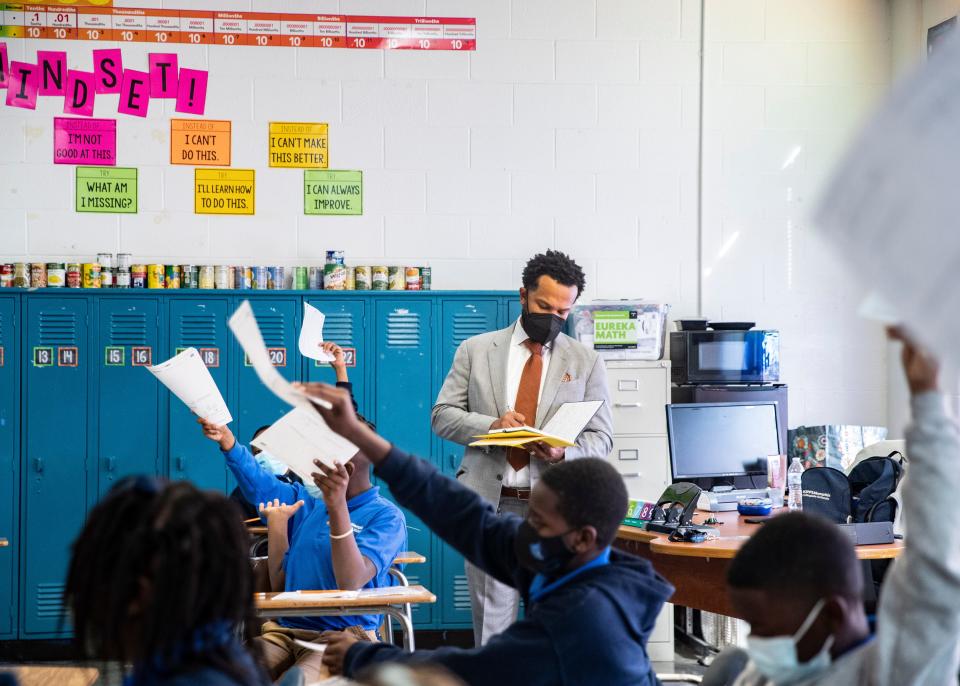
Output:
[393,551,426,565]
[247,525,267,536]
[255,585,436,652]
[2,667,98,686]
[615,509,903,618]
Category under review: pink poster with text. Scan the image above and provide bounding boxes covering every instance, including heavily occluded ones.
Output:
[54,117,117,166]
[175,68,207,115]
[118,68,150,117]
[149,53,178,98]
[64,70,96,117]
[6,62,39,110]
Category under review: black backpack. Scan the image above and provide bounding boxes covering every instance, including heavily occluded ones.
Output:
[800,451,904,525]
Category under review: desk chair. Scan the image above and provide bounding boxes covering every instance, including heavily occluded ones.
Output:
[383,551,426,645]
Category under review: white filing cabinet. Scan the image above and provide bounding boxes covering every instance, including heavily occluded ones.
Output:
[606,359,674,661]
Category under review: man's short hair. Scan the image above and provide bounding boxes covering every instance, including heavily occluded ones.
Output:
[539,458,628,547]
[522,250,586,296]
[727,512,862,601]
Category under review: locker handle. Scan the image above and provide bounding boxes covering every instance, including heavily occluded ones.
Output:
[33,457,44,474]
[614,402,643,408]
[176,456,186,472]
[105,456,116,472]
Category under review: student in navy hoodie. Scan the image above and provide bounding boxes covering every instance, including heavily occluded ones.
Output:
[296,382,674,686]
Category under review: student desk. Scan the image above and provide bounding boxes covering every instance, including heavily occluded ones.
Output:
[614,509,904,619]
[255,585,436,651]
[1,667,98,686]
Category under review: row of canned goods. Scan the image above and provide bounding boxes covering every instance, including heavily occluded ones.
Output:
[0,263,433,291]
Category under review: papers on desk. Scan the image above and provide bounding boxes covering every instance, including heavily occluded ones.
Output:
[271,587,414,602]
[251,406,358,479]
[146,347,232,425]
[813,29,960,365]
[299,303,336,363]
[229,301,331,410]
[470,400,604,448]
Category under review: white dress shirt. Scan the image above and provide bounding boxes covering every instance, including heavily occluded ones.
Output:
[502,317,553,489]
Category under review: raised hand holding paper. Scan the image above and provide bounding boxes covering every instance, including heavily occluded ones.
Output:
[250,406,358,480]
[228,300,332,410]
[298,302,335,362]
[147,347,231,425]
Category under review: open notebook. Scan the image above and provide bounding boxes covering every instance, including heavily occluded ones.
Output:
[470,400,604,448]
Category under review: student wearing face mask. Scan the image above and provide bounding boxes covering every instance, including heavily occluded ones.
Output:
[432,250,614,646]
[713,328,960,686]
[296,383,670,686]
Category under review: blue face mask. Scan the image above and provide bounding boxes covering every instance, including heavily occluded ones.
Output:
[254,451,288,476]
[745,598,834,685]
[303,482,322,499]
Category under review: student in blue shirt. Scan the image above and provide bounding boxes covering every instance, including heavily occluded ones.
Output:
[198,343,406,684]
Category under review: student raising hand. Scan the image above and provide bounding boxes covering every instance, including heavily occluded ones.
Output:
[258,498,304,523]
[311,460,352,508]
[321,342,349,382]
[197,417,236,452]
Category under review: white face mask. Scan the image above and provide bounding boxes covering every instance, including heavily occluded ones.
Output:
[254,451,288,476]
[303,482,322,499]
[745,598,834,685]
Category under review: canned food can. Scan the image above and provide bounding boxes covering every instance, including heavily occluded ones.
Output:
[388,266,405,291]
[82,263,101,288]
[116,253,133,270]
[115,269,131,288]
[323,264,347,290]
[235,266,252,290]
[228,266,236,289]
[164,265,181,289]
[309,266,324,290]
[147,264,165,289]
[215,265,230,289]
[251,266,268,290]
[294,266,309,290]
[354,266,371,290]
[179,265,196,289]
[345,266,356,290]
[197,265,214,289]
[371,266,389,291]
[268,266,285,290]
[326,250,345,265]
[0,264,13,288]
[30,263,47,288]
[46,263,65,288]
[131,265,147,288]
[67,263,82,288]
[96,252,113,270]
[100,267,114,288]
[405,266,421,291]
[420,266,432,291]
[12,263,28,288]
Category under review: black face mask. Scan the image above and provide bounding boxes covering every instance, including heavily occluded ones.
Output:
[513,520,577,577]
[521,305,564,346]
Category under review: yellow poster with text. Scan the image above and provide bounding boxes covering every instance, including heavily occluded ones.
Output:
[194,169,254,215]
[268,122,328,168]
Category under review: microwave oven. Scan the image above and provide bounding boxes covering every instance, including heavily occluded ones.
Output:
[670,330,780,384]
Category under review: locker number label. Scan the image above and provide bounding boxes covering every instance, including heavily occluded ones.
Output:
[58,347,79,367]
[33,347,53,367]
[132,347,152,366]
[105,346,125,367]
[268,347,286,367]
[199,348,219,367]
[314,346,356,368]
[0,346,4,367]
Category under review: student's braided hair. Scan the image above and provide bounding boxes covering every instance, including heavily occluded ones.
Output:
[65,476,265,685]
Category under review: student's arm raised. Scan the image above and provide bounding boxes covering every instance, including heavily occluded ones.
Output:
[300,383,523,588]
[259,498,303,591]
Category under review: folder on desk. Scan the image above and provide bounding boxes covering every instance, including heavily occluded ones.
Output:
[470,400,604,448]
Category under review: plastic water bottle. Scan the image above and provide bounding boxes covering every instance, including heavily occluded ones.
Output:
[787,458,804,511]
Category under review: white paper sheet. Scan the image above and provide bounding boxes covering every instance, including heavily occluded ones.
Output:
[146,347,232,425]
[251,406,358,480]
[228,300,332,410]
[857,292,900,325]
[293,639,328,654]
[813,31,960,365]
[299,303,336,363]
[540,400,605,443]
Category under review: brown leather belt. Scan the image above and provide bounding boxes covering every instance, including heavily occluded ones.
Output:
[500,487,532,501]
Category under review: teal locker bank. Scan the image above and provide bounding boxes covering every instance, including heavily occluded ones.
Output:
[0,289,518,639]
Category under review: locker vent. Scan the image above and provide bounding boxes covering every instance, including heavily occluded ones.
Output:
[257,313,286,347]
[178,314,218,347]
[35,583,67,619]
[386,311,421,348]
[453,573,471,611]
[109,312,147,345]
[451,312,492,348]
[324,312,355,346]
[38,312,77,346]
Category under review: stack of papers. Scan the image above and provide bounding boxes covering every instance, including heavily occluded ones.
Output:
[470,400,603,448]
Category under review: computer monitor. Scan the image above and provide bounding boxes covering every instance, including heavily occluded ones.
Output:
[666,401,781,480]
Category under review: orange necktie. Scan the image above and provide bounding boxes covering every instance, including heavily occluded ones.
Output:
[507,340,544,473]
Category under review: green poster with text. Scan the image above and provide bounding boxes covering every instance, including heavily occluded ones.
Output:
[304,170,362,215]
[593,310,639,350]
[76,166,137,213]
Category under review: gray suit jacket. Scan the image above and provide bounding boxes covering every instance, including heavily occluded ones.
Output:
[431,323,614,506]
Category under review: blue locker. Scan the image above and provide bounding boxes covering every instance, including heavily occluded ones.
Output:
[96,298,162,495]
[374,299,434,626]
[437,299,502,626]
[302,298,368,415]
[167,298,231,492]
[22,296,89,636]
[0,296,19,639]
[235,298,300,448]
[507,298,522,325]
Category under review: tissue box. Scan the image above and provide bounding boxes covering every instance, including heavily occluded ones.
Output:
[571,300,669,360]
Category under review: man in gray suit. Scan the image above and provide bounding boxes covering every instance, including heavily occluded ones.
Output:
[432,250,614,646]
